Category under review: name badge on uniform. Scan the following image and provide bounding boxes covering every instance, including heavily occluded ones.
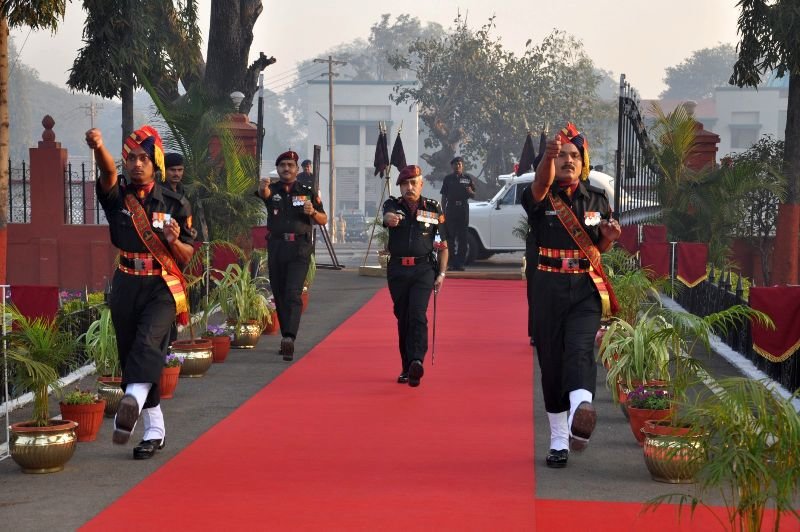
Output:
[152,212,171,229]
[459,178,471,185]
[584,211,601,226]
[545,210,557,216]
[273,194,281,202]
[416,210,439,225]
[292,195,309,207]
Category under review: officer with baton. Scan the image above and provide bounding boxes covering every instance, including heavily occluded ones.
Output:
[383,165,448,387]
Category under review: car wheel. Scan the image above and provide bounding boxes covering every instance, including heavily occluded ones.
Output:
[465,231,480,265]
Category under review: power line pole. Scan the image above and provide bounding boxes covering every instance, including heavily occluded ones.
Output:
[313,55,346,242]
[79,101,103,179]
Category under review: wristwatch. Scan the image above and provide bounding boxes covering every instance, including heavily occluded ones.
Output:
[438,272,446,278]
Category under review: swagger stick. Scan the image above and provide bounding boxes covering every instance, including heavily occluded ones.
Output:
[431,287,438,365]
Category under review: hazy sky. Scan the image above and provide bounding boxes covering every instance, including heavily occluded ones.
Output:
[11,0,741,100]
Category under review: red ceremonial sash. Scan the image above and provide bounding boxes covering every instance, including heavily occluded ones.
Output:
[124,194,190,325]
[549,192,619,318]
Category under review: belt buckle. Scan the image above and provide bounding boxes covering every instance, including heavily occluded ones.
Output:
[285,233,296,241]
[133,258,153,271]
[562,258,579,270]
[401,257,414,266]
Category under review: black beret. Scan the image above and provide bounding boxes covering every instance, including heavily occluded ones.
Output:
[450,156,463,165]
[301,159,312,166]
[165,152,184,168]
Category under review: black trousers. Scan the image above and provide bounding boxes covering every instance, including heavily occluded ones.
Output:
[531,271,601,413]
[109,270,176,409]
[447,210,468,267]
[525,252,538,338]
[268,238,311,339]
[387,263,435,371]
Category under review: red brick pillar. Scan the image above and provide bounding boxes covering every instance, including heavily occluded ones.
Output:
[681,102,720,172]
[209,113,258,160]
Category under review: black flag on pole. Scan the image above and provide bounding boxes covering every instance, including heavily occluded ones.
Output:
[373,129,389,177]
[516,132,536,176]
[390,132,407,172]
[532,130,548,170]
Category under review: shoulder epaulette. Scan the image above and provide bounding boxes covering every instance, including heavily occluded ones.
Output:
[585,183,608,197]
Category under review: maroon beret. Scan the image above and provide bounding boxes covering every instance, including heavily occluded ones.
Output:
[275,150,299,166]
[396,165,422,185]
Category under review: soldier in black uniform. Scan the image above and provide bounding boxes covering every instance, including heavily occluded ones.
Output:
[87,125,195,460]
[296,159,314,188]
[439,156,476,271]
[383,165,449,387]
[527,123,621,469]
[164,152,187,195]
[258,150,327,361]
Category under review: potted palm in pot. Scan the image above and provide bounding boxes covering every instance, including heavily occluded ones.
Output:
[213,262,271,349]
[79,306,122,417]
[6,306,80,473]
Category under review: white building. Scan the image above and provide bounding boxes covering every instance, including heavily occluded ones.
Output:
[306,79,419,217]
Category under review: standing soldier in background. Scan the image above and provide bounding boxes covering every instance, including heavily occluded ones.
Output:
[527,123,620,469]
[87,125,195,460]
[440,156,476,271]
[297,159,314,188]
[258,150,327,361]
[383,165,449,387]
[164,152,186,195]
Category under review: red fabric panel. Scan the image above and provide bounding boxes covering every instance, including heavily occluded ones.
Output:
[642,224,667,243]
[616,224,639,254]
[639,242,671,278]
[10,285,60,323]
[676,242,708,287]
[251,226,268,249]
[750,286,800,362]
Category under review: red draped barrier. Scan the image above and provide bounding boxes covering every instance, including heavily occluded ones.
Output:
[643,224,667,243]
[10,285,60,323]
[750,286,800,362]
[639,242,671,278]
[251,226,268,249]
[616,224,639,254]
[676,242,708,288]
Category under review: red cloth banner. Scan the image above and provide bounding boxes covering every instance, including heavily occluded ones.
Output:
[251,226,268,250]
[10,285,60,323]
[616,224,639,254]
[642,224,667,243]
[676,242,708,287]
[639,242,670,278]
[750,286,800,362]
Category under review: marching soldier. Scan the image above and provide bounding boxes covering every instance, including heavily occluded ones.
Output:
[383,165,449,387]
[87,125,195,460]
[258,150,327,361]
[440,156,476,271]
[527,123,620,469]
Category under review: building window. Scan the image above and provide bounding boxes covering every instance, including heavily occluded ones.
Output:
[730,127,760,149]
[335,167,359,206]
[335,125,360,145]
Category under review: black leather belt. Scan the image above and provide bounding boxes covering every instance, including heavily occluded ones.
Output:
[389,255,431,266]
[270,233,310,242]
[539,255,591,270]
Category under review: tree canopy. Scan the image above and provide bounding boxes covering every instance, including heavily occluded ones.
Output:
[660,44,738,100]
[389,16,610,190]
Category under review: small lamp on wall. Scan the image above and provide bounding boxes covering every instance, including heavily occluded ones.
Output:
[230,91,245,112]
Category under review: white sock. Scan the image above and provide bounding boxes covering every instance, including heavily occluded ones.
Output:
[568,388,593,429]
[547,411,569,451]
[125,382,152,414]
[141,405,165,441]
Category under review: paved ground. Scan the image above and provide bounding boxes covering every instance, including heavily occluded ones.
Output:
[0,251,766,528]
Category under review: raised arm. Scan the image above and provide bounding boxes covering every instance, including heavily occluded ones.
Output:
[86,128,118,193]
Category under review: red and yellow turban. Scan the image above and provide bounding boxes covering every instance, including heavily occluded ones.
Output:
[122,125,165,181]
[556,122,590,181]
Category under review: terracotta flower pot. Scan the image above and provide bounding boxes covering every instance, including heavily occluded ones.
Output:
[210,335,231,363]
[301,290,309,313]
[262,310,279,335]
[59,400,106,442]
[160,365,181,399]
[627,406,673,445]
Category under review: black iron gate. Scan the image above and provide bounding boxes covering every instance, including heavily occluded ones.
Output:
[615,74,661,225]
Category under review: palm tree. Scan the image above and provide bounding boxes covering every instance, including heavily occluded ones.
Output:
[0,1,67,284]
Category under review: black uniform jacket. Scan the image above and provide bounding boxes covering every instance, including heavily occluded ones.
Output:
[527,180,611,251]
[383,196,447,258]
[263,180,325,237]
[97,179,195,254]
[440,172,476,214]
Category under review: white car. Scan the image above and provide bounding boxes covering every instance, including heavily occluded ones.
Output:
[464,170,657,264]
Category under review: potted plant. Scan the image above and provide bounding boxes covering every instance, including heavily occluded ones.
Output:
[646,378,800,530]
[202,324,231,363]
[301,253,316,313]
[59,388,105,442]
[159,353,183,399]
[625,385,672,445]
[6,306,80,473]
[262,296,279,335]
[79,306,122,417]
[213,262,271,348]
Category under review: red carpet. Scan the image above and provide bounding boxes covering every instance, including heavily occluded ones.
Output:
[82,280,790,531]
